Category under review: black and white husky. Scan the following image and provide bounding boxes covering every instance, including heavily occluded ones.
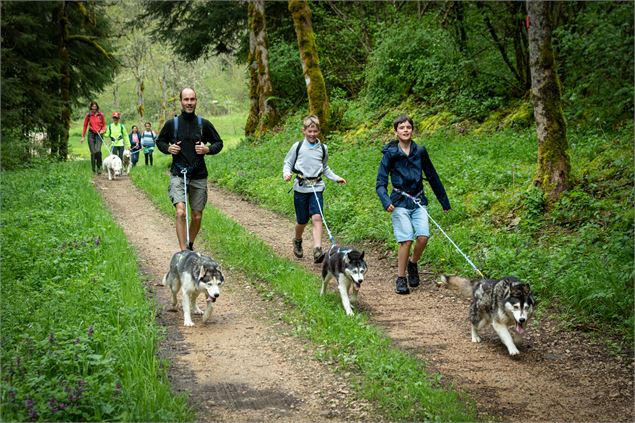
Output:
[162,251,225,327]
[440,275,535,356]
[320,245,368,316]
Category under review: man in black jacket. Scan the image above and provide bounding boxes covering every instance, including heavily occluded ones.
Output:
[157,87,224,251]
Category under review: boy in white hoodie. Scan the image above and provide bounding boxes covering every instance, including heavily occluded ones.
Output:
[283,115,346,263]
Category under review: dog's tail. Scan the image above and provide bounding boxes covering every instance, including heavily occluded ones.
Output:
[160,272,168,286]
[436,275,473,298]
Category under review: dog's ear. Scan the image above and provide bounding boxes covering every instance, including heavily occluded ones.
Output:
[360,251,365,260]
[197,260,206,283]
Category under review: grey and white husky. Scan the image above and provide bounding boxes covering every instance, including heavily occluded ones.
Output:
[162,250,225,327]
[320,245,368,316]
[439,275,535,356]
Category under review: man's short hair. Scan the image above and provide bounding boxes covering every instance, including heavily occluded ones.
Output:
[303,115,320,129]
[180,88,197,100]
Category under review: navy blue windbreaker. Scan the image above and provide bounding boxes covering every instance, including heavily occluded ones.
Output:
[376,140,450,211]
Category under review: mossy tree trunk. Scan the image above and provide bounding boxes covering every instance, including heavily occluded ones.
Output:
[289,0,330,134]
[56,1,71,160]
[527,0,570,202]
[245,0,277,137]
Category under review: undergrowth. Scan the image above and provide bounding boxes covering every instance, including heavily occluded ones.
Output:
[0,162,193,422]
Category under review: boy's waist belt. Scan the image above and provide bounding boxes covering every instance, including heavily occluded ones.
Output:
[296,174,322,187]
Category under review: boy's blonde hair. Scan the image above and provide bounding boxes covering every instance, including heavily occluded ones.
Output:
[303,115,320,129]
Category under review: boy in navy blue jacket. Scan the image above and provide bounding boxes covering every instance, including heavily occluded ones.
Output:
[376,115,450,295]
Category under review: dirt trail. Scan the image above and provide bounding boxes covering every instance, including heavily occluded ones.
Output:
[205,184,634,422]
[95,176,378,422]
[95,174,633,422]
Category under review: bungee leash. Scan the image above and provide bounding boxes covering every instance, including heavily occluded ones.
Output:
[181,168,191,248]
[310,183,336,246]
[394,188,485,278]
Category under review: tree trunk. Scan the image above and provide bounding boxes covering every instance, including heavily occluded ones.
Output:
[289,0,330,134]
[245,0,276,136]
[56,1,71,160]
[136,79,145,118]
[527,0,570,202]
[159,65,169,128]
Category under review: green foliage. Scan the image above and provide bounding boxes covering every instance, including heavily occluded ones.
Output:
[363,18,506,119]
[132,167,477,422]
[0,162,193,422]
[554,2,634,129]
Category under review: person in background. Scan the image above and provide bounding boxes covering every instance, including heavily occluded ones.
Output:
[141,122,157,166]
[128,125,142,167]
[104,112,127,160]
[80,101,106,174]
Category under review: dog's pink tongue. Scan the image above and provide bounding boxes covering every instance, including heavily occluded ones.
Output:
[516,324,525,334]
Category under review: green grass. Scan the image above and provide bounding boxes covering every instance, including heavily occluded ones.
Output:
[132,163,478,422]
[205,118,634,346]
[0,162,193,422]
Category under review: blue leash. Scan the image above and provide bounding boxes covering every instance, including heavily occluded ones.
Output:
[394,188,485,278]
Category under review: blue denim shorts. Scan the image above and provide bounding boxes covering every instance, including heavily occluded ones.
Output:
[391,206,430,242]
[294,191,323,225]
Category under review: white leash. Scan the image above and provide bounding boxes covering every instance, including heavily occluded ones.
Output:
[310,183,336,246]
[394,188,485,278]
[181,168,190,247]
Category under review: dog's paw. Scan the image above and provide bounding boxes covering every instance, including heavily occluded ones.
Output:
[184,321,195,327]
[507,346,520,356]
[193,307,204,315]
[471,334,481,343]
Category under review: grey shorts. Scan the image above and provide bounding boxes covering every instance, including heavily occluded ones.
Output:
[168,175,208,211]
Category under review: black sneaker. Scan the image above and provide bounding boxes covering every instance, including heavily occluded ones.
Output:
[313,246,325,263]
[187,241,194,251]
[407,260,420,288]
[395,276,410,295]
[293,238,303,258]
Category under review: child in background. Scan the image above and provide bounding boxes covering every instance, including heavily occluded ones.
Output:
[141,121,157,166]
[376,114,451,295]
[283,115,346,263]
[128,125,142,167]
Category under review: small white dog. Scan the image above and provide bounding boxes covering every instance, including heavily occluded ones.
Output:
[102,154,123,180]
[122,150,132,175]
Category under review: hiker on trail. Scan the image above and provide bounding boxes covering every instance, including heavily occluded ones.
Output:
[140,122,157,166]
[128,125,142,167]
[156,87,224,252]
[81,101,106,174]
[282,115,346,264]
[104,112,127,160]
[376,114,450,295]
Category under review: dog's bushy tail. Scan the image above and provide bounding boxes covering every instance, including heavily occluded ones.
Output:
[437,275,473,298]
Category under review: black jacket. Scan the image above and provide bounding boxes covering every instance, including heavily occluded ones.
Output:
[156,111,223,179]
[376,140,450,210]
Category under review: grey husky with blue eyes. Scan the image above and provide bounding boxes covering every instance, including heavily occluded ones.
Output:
[320,245,368,316]
[162,251,225,327]
[440,275,535,356]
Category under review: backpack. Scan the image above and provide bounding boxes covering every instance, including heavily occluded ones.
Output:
[172,115,204,175]
[173,115,203,143]
[291,140,326,177]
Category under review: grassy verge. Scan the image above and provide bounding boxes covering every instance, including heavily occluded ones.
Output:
[0,162,193,422]
[205,118,634,346]
[132,163,477,422]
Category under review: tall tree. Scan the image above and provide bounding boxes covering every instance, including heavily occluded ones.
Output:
[526,0,570,201]
[245,0,277,136]
[288,0,330,133]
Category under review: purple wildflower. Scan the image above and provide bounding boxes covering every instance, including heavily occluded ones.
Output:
[87,325,94,337]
